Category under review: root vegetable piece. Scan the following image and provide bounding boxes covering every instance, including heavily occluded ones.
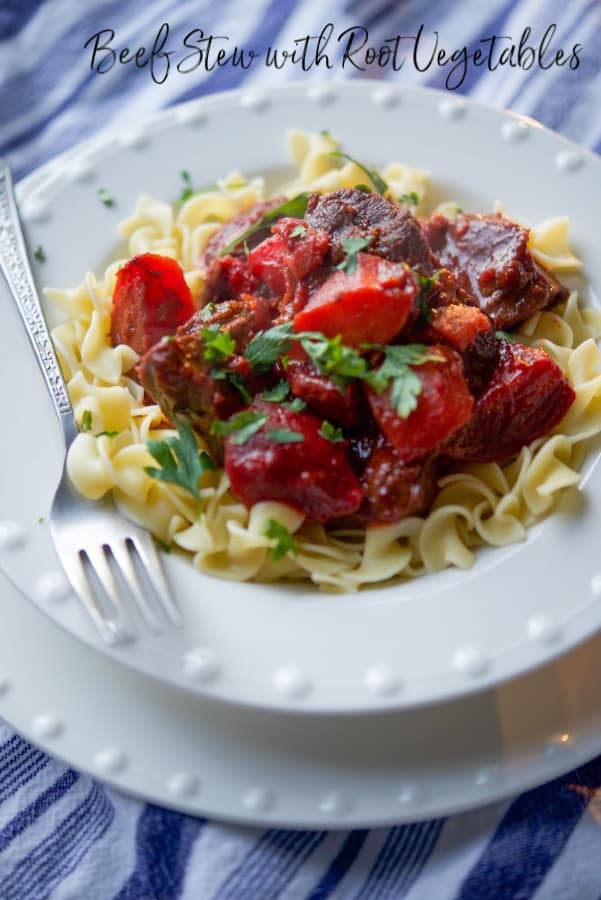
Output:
[366,345,474,462]
[293,253,418,347]
[426,304,491,352]
[444,341,576,462]
[224,402,363,522]
[111,253,196,356]
[247,217,329,299]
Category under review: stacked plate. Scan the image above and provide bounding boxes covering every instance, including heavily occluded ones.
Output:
[1,84,601,828]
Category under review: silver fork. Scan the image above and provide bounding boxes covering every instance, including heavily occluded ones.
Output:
[0,159,181,645]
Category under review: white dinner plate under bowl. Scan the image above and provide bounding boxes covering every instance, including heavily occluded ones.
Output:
[1,82,601,714]
[2,565,601,828]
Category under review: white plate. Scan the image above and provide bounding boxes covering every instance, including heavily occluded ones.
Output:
[2,82,601,714]
[2,563,601,828]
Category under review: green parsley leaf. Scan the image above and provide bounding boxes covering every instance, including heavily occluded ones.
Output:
[261,380,291,402]
[337,236,373,275]
[364,344,444,418]
[211,410,268,445]
[97,430,119,438]
[226,372,252,403]
[398,191,419,205]
[319,129,331,138]
[244,322,295,370]
[263,519,298,560]
[81,410,93,432]
[286,397,306,412]
[495,330,516,343]
[37,516,45,524]
[299,333,369,386]
[33,245,46,262]
[319,420,344,442]
[98,187,114,207]
[354,183,372,193]
[145,417,215,501]
[201,325,236,363]
[201,303,216,322]
[416,273,434,324]
[179,169,195,204]
[289,224,307,239]
[218,194,310,257]
[155,538,172,553]
[265,428,304,443]
[330,152,389,195]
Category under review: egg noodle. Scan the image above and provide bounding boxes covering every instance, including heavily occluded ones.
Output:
[46,130,601,590]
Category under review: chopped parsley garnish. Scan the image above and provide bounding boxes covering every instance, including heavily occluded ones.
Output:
[33,245,46,262]
[398,191,419,205]
[337,236,373,275]
[265,428,304,443]
[81,410,93,432]
[289,224,307,239]
[97,430,119,438]
[201,303,216,322]
[98,187,114,207]
[263,519,298,560]
[37,516,45,524]
[495,330,516,343]
[364,344,444,418]
[201,324,236,363]
[244,322,295,370]
[211,410,268,445]
[354,183,372,193]
[218,194,310,257]
[179,169,195,204]
[300,333,368,386]
[145,417,215,502]
[286,397,306,411]
[225,371,252,403]
[319,420,344,442]
[319,129,331,138]
[330,152,389,195]
[416,273,435,324]
[155,538,172,553]
[261,380,291,402]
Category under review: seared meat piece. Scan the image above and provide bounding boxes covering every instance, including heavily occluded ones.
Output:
[461,330,501,397]
[306,189,438,273]
[424,212,569,329]
[284,359,367,427]
[362,446,439,523]
[138,296,273,459]
[201,255,260,305]
[203,197,286,265]
[445,341,575,463]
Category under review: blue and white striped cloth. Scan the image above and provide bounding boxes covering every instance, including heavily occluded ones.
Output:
[2,1,601,896]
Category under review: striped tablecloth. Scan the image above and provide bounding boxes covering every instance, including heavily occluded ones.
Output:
[1,1,601,897]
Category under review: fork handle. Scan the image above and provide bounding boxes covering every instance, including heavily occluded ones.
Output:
[0,160,77,446]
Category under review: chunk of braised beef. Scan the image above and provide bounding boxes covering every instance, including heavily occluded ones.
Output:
[203,197,286,264]
[444,341,576,462]
[461,330,501,397]
[224,401,363,522]
[110,253,196,357]
[137,335,244,460]
[247,217,329,306]
[293,253,419,347]
[283,359,367,427]
[362,447,439,523]
[306,189,438,273]
[366,345,474,463]
[138,297,274,459]
[200,255,260,305]
[424,212,569,329]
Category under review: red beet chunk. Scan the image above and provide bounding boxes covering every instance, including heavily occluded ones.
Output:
[224,402,363,522]
[362,446,439,523]
[111,253,196,356]
[445,341,576,462]
[426,304,491,352]
[293,253,418,347]
[366,345,474,463]
[284,360,366,427]
[247,217,329,300]
[201,255,259,304]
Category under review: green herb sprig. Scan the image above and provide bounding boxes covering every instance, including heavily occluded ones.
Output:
[329,152,389,195]
[263,519,298,560]
[145,418,215,502]
[218,194,310,257]
[337,236,373,274]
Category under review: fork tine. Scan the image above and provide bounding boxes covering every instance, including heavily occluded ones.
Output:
[84,545,133,638]
[131,532,182,627]
[59,549,131,646]
[109,539,161,632]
